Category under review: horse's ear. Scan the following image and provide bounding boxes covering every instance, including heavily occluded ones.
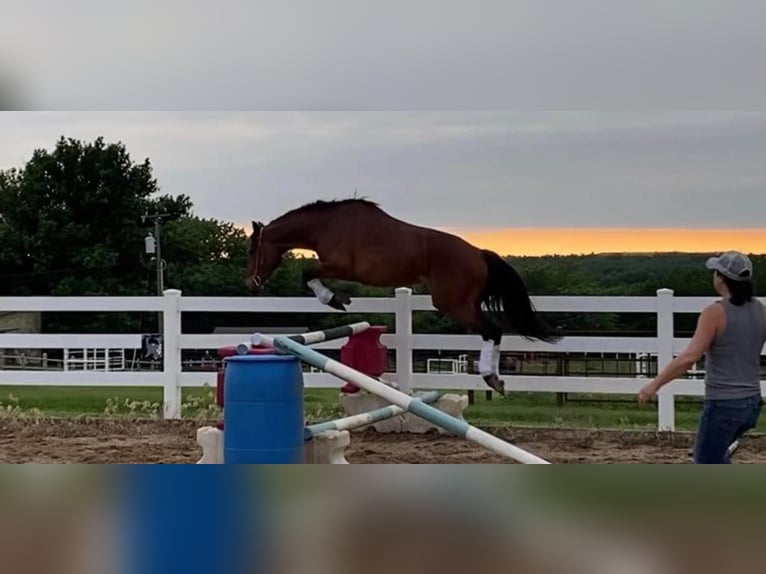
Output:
[252,220,263,232]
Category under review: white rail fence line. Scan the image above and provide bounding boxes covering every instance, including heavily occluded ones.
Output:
[1,287,764,430]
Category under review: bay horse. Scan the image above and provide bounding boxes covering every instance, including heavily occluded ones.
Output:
[245,198,561,394]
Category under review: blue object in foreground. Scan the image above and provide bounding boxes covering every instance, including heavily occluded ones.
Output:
[120,466,257,574]
[223,354,304,463]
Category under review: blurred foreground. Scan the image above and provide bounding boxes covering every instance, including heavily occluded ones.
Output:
[0,465,763,574]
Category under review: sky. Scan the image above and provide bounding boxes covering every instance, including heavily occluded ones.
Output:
[1,1,764,254]
[1,111,765,256]
[2,2,765,110]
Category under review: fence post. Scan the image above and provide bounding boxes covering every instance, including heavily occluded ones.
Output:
[656,288,675,431]
[162,289,183,419]
[394,287,413,393]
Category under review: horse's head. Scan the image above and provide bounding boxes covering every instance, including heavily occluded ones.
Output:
[245,221,283,292]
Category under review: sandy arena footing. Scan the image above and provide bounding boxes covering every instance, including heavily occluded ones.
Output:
[1,418,766,463]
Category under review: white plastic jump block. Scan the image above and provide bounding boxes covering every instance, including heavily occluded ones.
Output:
[338,392,469,434]
[196,426,224,464]
[303,430,350,464]
[196,426,351,464]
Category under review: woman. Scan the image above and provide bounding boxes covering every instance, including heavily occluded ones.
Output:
[638,251,766,463]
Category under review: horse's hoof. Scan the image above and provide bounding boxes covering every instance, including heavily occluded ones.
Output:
[483,374,505,395]
[335,291,352,305]
[327,295,347,311]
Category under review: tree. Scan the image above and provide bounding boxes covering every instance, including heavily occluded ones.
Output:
[162,216,249,296]
[0,136,194,298]
[0,136,200,332]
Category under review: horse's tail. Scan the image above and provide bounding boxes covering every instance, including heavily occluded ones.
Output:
[480,250,562,343]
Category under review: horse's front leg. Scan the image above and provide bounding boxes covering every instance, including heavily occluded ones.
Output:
[302,263,352,311]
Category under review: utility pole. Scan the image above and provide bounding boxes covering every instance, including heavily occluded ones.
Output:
[143,212,170,296]
[153,215,164,296]
[143,212,170,340]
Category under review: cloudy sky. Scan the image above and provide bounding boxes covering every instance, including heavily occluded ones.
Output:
[2,1,765,110]
[2,0,766,255]
[1,111,765,237]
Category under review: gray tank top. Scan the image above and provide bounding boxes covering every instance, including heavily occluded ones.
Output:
[704,298,766,400]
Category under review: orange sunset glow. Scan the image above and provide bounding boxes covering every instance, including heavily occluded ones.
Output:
[442,228,766,256]
[238,224,766,257]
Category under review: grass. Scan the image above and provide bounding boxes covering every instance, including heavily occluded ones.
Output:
[300,389,698,431]
[1,385,764,434]
[0,386,173,416]
[462,392,697,431]
[0,386,220,420]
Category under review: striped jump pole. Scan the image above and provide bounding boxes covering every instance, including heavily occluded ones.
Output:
[239,321,370,354]
[259,333,550,465]
[304,390,442,440]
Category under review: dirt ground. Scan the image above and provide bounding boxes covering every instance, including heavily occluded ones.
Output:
[1,418,766,463]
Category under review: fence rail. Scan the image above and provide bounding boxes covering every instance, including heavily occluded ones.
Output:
[1,287,764,431]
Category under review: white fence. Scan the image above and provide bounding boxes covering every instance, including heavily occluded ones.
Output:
[0,287,764,431]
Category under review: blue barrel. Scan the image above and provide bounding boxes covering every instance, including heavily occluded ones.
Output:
[223,354,305,463]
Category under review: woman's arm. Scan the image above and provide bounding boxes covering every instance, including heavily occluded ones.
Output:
[638,304,722,403]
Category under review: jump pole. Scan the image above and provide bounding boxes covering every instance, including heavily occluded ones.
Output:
[240,321,371,354]
[304,390,442,439]
[259,333,550,465]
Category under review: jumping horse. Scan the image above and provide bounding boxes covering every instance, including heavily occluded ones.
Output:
[245,198,561,394]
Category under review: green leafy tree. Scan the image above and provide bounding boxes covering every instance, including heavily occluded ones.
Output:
[162,216,248,296]
[0,136,193,298]
[0,136,197,332]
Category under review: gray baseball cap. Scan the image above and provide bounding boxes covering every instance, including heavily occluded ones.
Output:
[705,250,753,281]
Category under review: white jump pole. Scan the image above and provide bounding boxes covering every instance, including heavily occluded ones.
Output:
[240,321,371,354]
[305,390,442,439]
[259,333,550,464]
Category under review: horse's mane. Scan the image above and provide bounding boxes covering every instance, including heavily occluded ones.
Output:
[269,197,379,224]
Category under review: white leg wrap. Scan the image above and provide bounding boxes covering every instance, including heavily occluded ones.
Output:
[307,279,334,305]
[492,344,501,375]
[478,340,494,376]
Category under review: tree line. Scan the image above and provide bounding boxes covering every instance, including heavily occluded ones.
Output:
[1,136,762,336]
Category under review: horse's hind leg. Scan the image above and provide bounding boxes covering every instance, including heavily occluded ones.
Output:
[438,300,505,395]
[478,313,505,395]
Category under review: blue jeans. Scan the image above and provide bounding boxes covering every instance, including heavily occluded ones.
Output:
[693,395,763,464]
